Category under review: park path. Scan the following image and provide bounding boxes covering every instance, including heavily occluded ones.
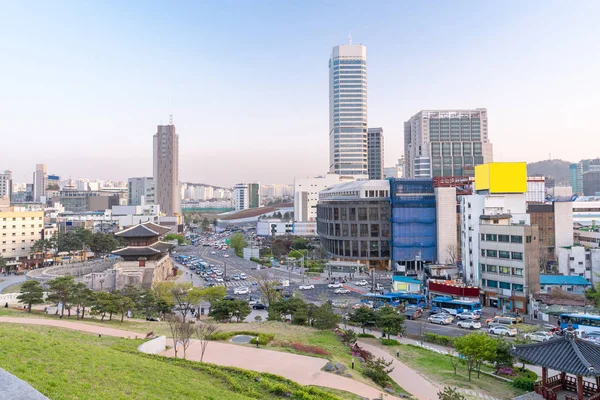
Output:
[0,318,389,399]
[357,340,441,400]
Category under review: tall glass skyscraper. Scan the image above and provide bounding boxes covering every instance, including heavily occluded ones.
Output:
[329,44,368,178]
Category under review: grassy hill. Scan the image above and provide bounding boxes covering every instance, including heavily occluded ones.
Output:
[0,324,352,400]
[527,159,572,184]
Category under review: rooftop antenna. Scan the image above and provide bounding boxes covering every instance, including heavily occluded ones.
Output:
[348,31,352,45]
[169,114,173,125]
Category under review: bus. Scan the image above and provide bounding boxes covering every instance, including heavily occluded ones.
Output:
[361,293,427,308]
[559,313,600,334]
[431,296,482,316]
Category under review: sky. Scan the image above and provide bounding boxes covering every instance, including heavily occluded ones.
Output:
[1,1,599,187]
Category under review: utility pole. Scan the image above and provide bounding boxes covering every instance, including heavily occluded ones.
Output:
[224,261,227,280]
[371,267,375,293]
[301,256,305,284]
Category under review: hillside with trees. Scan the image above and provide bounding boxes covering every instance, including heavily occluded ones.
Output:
[527,159,571,185]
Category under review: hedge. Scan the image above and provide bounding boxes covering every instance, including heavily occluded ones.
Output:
[250,333,275,345]
[209,331,274,345]
[511,377,535,391]
[423,332,455,347]
[357,333,376,338]
[381,338,400,346]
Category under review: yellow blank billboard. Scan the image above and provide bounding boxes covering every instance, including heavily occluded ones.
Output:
[475,162,527,193]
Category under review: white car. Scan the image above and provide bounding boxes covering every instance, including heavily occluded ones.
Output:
[211,251,216,255]
[298,284,315,290]
[428,314,454,325]
[224,254,230,258]
[215,277,224,283]
[280,280,290,287]
[355,280,369,286]
[234,287,250,295]
[328,282,343,288]
[240,273,247,280]
[334,288,350,294]
[457,320,482,330]
[489,325,517,337]
[525,331,553,342]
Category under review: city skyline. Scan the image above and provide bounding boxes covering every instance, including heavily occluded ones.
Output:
[2,1,600,186]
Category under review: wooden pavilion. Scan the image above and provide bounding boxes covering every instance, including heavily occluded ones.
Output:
[511,329,600,400]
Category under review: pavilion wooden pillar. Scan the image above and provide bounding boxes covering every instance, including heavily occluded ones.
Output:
[561,371,567,385]
[542,367,547,385]
[597,376,600,392]
[577,375,584,400]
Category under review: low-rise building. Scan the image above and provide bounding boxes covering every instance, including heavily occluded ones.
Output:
[539,274,591,294]
[0,198,44,270]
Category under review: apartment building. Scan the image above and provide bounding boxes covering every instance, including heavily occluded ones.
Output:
[0,198,44,269]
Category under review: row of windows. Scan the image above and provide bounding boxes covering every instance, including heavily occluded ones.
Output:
[1,225,43,229]
[319,237,389,259]
[1,217,43,221]
[481,234,529,243]
[318,205,391,221]
[1,248,28,253]
[332,59,366,65]
[1,239,36,244]
[481,249,524,260]
[483,280,524,291]
[2,232,38,236]
[323,222,390,238]
[482,264,523,276]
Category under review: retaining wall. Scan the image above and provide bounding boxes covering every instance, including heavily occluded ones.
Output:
[137,336,167,355]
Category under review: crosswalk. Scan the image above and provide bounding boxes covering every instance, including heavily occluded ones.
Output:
[214,278,279,288]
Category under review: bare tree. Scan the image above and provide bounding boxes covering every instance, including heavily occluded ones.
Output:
[446,245,458,266]
[195,323,219,362]
[255,270,281,307]
[164,314,181,358]
[177,320,196,359]
[171,283,202,323]
[449,350,461,375]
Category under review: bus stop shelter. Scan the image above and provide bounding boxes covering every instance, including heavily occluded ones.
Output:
[326,260,366,278]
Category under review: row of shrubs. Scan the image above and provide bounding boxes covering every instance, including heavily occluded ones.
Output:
[423,332,455,347]
[209,331,275,345]
[357,333,376,338]
[274,341,330,356]
[380,339,400,346]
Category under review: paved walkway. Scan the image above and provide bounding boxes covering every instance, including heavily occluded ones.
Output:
[0,318,389,399]
[357,340,440,400]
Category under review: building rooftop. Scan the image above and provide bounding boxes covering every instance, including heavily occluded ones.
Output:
[392,276,421,284]
[540,275,591,286]
[112,241,173,257]
[114,221,171,237]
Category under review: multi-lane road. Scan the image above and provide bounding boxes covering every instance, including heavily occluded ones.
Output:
[173,244,476,337]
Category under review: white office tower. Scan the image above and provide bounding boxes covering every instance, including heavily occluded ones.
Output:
[329,43,368,178]
[234,184,249,211]
[128,177,154,206]
[404,109,493,178]
[294,174,355,222]
[33,164,47,202]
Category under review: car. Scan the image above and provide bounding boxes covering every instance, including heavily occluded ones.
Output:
[215,271,223,276]
[211,251,216,255]
[525,331,553,342]
[489,325,517,336]
[232,274,241,280]
[234,287,250,295]
[457,320,482,329]
[404,308,423,320]
[298,284,315,290]
[486,316,517,327]
[328,282,343,288]
[355,280,369,286]
[252,303,266,310]
[428,314,454,325]
[223,295,236,301]
[224,254,230,258]
[215,277,224,282]
[248,299,258,306]
[146,316,160,322]
[502,312,523,323]
[334,288,350,294]
[240,273,247,280]
[457,312,480,321]
[280,280,290,287]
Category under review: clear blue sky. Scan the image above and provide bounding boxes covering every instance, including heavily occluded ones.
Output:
[2,1,599,187]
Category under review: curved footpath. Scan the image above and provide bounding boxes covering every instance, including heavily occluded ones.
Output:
[0,318,389,399]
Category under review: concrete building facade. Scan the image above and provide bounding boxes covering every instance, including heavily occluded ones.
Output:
[0,170,12,200]
[248,183,260,209]
[0,198,44,269]
[33,164,47,203]
[329,44,368,178]
[404,109,493,179]
[294,174,354,222]
[128,177,154,206]
[153,124,181,217]
[233,184,249,211]
[570,163,584,195]
[367,127,384,180]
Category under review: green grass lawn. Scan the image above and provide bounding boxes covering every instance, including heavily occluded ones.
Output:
[0,324,352,400]
[366,340,526,400]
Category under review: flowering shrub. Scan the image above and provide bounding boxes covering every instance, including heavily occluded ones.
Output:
[498,367,514,376]
[289,342,330,356]
[351,343,373,362]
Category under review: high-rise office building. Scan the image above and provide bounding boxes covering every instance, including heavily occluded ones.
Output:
[153,123,181,216]
[234,184,249,211]
[570,163,584,195]
[329,43,368,178]
[367,128,384,180]
[248,183,260,209]
[33,164,47,202]
[404,109,493,178]
[128,177,155,206]
[0,170,12,200]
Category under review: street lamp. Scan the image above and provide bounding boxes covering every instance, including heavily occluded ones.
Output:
[99,278,104,291]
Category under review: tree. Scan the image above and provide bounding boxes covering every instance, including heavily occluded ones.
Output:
[92,291,117,321]
[438,387,466,400]
[31,239,53,261]
[0,256,6,275]
[152,281,175,312]
[229,233,247,255]
[201,218,210,232]
[376,305,405,339]
[492,339,514,372]
[139,290,158,318]
[177,319,196,359]
[199,286,226,306]
[112,293,135,322]
[46,276,76,316]
[71,282,94,319]
[164,314,181,358]
[270,297,308,324]
[363,356,394,387]
[171,282,203,322]
[209,299,250,322]
[255,271,282,308]
[164,233,185,245]
[454,332,497,380]
[89,232,117,256]
[120,285,143,316]
[446,245,458,266]
[341,329,357,347]
[448,351,461,375]
[292,237,308,250]
[313,302,341,330]
[17,281,44,312]
[196,323,219,362]
[350,306,377,333]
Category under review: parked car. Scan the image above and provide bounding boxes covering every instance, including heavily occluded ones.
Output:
[404,308,423,320]
[232,274,241,280]
[215,277,224,282]
[355,280,369,286]
[583,331,600,343]
[334,288,350,294]
[457,320,481,330]
[234,287,250,295]
[211,251,216,255]
[502,312,523,323]
[428,314,454,325]
[457,312,480,321]
[486,317,517,327]
[525,331,553,342]
[240,273,247,280]
[328,282,343,288]
[224,254,230,258]
[252,303,266,310]
[298,284,315,290]
[489,325,517,337]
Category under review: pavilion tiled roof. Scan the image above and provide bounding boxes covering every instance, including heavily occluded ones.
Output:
[141,222,171,236]
[111,241,174,257]
[511,334,600,377]
[114,224,160,238]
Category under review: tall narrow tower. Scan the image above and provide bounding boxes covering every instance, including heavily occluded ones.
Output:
[329,43,368,178]
[153,122,181,216]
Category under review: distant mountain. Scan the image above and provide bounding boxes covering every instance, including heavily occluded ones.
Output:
[527,159,572,185]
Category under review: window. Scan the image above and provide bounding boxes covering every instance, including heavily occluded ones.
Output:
[512,268,523,276]
[487,265,497,272]
[360,224,368,237]
[370,224,379,237]
[511,235,523,243]
[498,235,510,243]
[349,208,356,220]
[486,234,497,241]
[513,284,524,292]
[511,252,523,260]
[499,266,510,274]
[499,282,511,290]
[358,208,367,221]
[481,249,486,256]
[350,224,357,237]
[487,280,498,288]
[526,235,532,243]
[499,251,510,259]
[486,250,497,257]
[481,234,485,241]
